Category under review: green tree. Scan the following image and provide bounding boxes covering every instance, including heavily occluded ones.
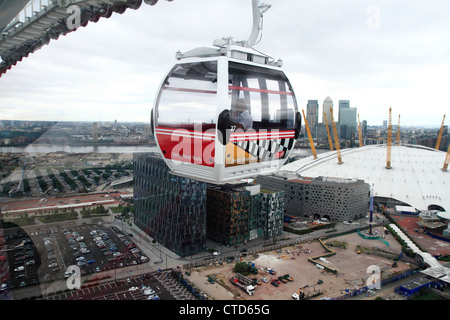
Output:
[233,262,251,276]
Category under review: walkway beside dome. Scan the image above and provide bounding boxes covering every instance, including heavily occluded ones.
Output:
[389,224,450,284]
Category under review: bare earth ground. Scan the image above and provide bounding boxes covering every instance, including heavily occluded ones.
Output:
[186,227,413,300]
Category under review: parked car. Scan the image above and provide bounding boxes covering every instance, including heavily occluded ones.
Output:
[14,266,24,272]
[25,260,35,266]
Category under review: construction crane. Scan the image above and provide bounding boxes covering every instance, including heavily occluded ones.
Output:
[323,112,334,151]
[435,114,446,150]
[443,144,450,171]
[292,285,309,300]
[386,107,392,169]
[302,109,317,159]
[357,114,363,147]
[330,108,343,164]
[396,115,401,145]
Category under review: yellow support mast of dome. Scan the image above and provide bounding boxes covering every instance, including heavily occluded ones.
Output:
[330,108,343,164]
[386,107,392,169]
[324,112,334,151]
[443,144,450,171]
[358,114,363,147]
[435,114,446,150]
[302,109,317,159]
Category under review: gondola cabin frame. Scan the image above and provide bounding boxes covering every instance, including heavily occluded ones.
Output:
[152,45,301,183]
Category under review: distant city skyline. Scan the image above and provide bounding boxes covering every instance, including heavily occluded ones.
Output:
[0,116,444,129]
[1,1,449,127]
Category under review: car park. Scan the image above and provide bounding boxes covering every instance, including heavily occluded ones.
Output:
[5,223,149,291]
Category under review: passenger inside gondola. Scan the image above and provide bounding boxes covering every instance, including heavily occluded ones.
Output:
[231,98,253,131]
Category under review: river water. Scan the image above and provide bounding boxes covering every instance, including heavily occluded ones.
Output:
[0,144,159,154]
[1,144,321,157]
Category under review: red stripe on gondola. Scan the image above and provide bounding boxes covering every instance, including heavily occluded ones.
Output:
[156,127,295,142]
[228,85,293,96]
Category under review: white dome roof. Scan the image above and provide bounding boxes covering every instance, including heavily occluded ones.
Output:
[281,144,450,211]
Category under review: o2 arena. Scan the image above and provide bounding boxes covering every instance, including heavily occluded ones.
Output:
[281,143,450,212]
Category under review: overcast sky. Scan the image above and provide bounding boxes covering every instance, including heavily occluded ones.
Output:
[0,0,449,127]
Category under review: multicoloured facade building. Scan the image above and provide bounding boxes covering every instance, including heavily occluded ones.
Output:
[206,183,251,246]
[206,183,284,246]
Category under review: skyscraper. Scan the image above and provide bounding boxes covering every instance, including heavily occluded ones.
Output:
[323,96,334,125]
[362,120,368,137]
[306,100,319,137]
[338,100,350,124]
[340,107,357,140]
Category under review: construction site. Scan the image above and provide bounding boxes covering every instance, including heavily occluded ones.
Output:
[184,225,422,300]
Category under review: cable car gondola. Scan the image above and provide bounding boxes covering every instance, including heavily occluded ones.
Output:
[152,0,301,184]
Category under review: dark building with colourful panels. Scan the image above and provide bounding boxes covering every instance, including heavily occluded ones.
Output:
[206,183,284,246]
[133,153,207,256]
[256,173,369,222]
[206,183,251,246]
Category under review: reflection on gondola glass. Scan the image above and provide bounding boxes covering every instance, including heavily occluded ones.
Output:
[156,61,218,126]
[228,62,296,130]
